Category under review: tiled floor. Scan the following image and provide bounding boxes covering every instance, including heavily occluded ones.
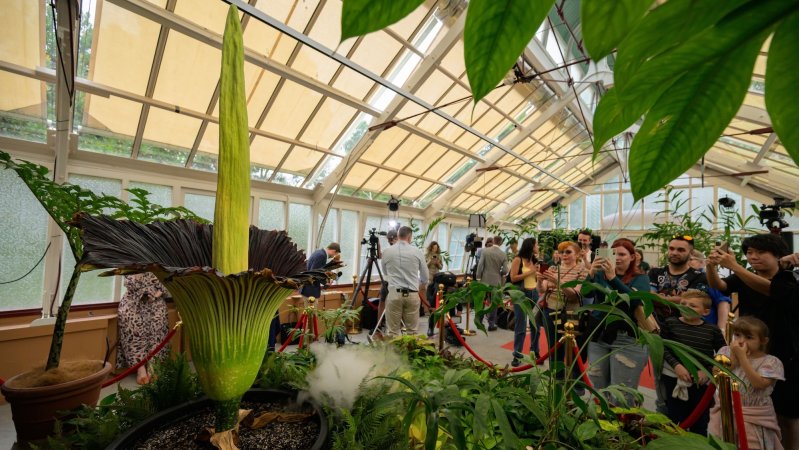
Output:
[0,311,654,448]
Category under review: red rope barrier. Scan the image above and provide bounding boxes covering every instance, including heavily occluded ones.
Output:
[278,313,306,353]
[732,389,749,450]
[678,383,716,429]
[298,314,308,349]
[573,345,593,388]
[101,327,177,388]
[445,318,560,372]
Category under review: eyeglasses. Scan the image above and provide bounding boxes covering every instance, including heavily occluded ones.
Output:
[672,234,694,241]
[560,250,574,254]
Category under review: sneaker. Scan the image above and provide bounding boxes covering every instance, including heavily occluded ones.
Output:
[488,325,498,331]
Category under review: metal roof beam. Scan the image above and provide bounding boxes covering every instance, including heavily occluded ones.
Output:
[226,0,584,193]
[311,10,468,203]
[740,132,777,187]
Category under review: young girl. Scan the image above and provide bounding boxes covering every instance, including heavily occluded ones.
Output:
[709,316,784,449]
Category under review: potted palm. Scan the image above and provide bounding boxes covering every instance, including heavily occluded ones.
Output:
[0,152,203,444]
[72,6,340,448]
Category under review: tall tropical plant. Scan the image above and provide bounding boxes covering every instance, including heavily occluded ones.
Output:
[0,151,203,371]
[75,6,341,444]
[638,188,714,264]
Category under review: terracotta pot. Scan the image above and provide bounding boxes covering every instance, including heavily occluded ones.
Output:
[0,361,112,444]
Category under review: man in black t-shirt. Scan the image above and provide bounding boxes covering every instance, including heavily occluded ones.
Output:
[647,235,707,415]
[648,235,707,321]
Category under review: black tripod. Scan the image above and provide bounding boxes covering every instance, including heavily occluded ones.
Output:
[464,247,478,279]
[350,235,388,334]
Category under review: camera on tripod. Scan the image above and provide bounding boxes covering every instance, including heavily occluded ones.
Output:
[464,232,483,254]
[758,197,795,231]
[361,227,387,246]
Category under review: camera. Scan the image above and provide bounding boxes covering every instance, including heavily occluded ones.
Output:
[464,233,483,253]
[758,197,795,231]
[361,227,387,246]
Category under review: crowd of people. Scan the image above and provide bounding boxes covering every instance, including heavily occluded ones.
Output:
[115,224,798,449]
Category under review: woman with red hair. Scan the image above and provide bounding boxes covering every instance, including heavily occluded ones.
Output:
[586,238,652,403]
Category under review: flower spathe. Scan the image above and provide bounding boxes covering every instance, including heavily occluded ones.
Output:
[75,214,340,428]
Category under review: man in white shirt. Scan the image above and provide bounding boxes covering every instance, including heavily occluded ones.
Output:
[381,226,429,338]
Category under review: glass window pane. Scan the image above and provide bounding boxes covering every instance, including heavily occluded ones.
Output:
[184,192,216,222]
[569,197,584,230]
[622,193,642,230]
[128,181,172,207]
[338,210,358,281]
[691,187,714,226]
[602,192,619,230]
[586,195,601,230]
[0,169,49,311]
[449,226,469,272]
[287,203,311,251]
[258,199,285,230]
[62,174,122,305]
[318,209,337,250]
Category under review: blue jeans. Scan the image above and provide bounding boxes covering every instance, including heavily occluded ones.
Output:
[587,332,649,403]
[512,290,539,358]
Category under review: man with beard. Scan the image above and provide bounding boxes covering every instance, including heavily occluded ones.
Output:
[648,235,708,321]
[647,235,707,414]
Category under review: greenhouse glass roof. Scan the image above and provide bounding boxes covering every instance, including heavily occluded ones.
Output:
[0,0,792,223]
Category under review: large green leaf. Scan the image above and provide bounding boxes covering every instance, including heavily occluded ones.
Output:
[340,0,425,42]
[591,87,650,154]
[580,0,654,60]
[613,0,747,93]
[639,331,664,376]
[615,0,795,108]
[766,11,799,164]
[628,34,764,200]
[464,0,555,103]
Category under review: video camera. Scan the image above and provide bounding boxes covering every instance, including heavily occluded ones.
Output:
[758,197,795,231]
[361,227,387,246]
[464,233,483,254]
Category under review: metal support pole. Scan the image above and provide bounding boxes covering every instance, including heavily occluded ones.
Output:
[463,277,476,335]
[347,276,361,334]
[715,354,735,444]
[437,284,445,351]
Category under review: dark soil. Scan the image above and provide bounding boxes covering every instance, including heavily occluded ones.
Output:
[129,400,320,450]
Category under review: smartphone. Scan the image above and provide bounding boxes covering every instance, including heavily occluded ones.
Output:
[596,248,614,260]
[538,263,549,273]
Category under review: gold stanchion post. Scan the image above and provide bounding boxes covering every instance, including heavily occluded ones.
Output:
[463,277,476,335]
[725,312,735,344]
[714,354,736,444]
[562,322,576,381]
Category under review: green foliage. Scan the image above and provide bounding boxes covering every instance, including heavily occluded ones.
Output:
[0,151,205,370]
[580,0,653,60]
[317,306,362,345]
[329,382,408,450]
[409,216,445,250]
[257,350,315,391]
[338,0,799,200]
[628,34,764,199]
[340,0,426,42]
[42,354,202,449]
[463,0,556,103]
[765,11,799,162]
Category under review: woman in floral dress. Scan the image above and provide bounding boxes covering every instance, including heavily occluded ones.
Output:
[117,272,170,384]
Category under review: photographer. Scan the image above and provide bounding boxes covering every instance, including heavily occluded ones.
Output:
[301,242,341,299]
[425,241,443,315]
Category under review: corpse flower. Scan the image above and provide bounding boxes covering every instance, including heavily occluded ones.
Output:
[74,5,339,443]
